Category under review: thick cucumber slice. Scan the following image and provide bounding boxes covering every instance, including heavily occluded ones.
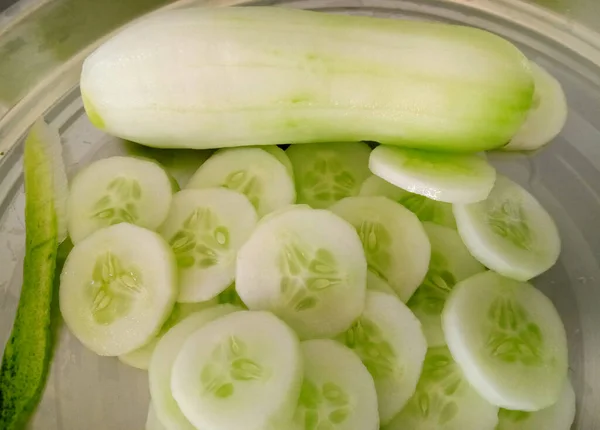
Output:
[408,222,485,347]
[59,223,177,356]
[146,403,166,430]
[453,175,561,281]
[504,63,567,151]
[149,305,240,430]
[369,146,497,204]
[330,196,430,302]
[236,207,366,339]
[442,271,568,411]
[360,175,456,228]
[384,347,499,430]
[295,339,379,430]
[338,291,427,424]
[186,147,295,217]
[367,271,396,296]
[171,311,303,430]
[160,188,258,302]
[67,156,173,243]
[119,300,218,369]
[285,142,371,209]
[496,380,575,430]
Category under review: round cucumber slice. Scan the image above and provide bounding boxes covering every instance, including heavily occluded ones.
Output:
[442,271,568,411]
[256,145,294,180]
[367,271,396,296]
[496,380,575,430]
[338,291,427,424]
[330,196,430,302]
[286,142,371,209]
[453,175,561,281]
[67,156,173,244]
[359,175,456,228]
[504,63,567,151]
[236,207,367,339]
[171,311,303,430]
[146,403,166,430]
[149,305,241,430]
[369,146,497,203]
[408,222,485,347]
[159,188,258,302]
[295,339,379,430]
[186,147,295,217]
[59,223,177,356]
[384,347,499,430]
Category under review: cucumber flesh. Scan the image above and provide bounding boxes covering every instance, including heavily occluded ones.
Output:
[159,188,258,302]
[149,305,240,430]
[294,339,379,430]
[256,145,295,180]
[146,403,166,430]
[442,271,568,411]
[408,222,485,347]
[186,147,295,217]
[338,291,427,424]
[67,156,173,243]
[171,311,303,430]
[360,175,456,228]
[59,223,178,356]
[369,146,497,204]
[384,347,499,430]
[367,271,396,296]
[236,206,367,339]
[453,175,561,281]
[286,142,371,209]
[504,63,567,151]
[330,196,430,302]
[496,380,575,430]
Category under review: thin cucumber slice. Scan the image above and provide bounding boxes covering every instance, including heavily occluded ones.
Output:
[67,156,173,243]
[504,63,567,151]
[286,142,371,209]
[330,196,430,302]
[408,222,485,347]
[369,146,497,204]
[119,300,218,370]
[149,305,240,430]
[338,291,427,424]
[359,175,456,228]
[236,207,367,339]
[295,339,379,430]
[146,403,166,430]
[442,271,568,411]
[384,347,499,430]
[171,311,303,430]
[59,223,177,356]
[256,145,294,180]
[0,120,67,429]
[367,271,396,296]
[453,175,561,281]
[496,380,575,430]
[186,147,295,217]
[159,188,258,302]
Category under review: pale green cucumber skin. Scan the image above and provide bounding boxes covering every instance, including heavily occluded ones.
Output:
[81,7,533,152]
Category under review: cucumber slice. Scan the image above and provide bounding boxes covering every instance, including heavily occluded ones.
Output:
[149,305,240,430]
[59,223,177,356]
[330,196,430,302]
[186,147,295,217]
[338,291,427,424]
[146,403,166,430]
[453,175,561,281]
[367,271,396,296]
[119,300,218,370]
[67,156,173,244]
[236,207,367,339]
[257,145,294,180]
[408,222,485,347]
[359,175,456,228]
[159,188,258,302]
[442,271,568,411]
[295,339,379,430]
[369,146,497,204]
[384,347,499,430]
[504,63,567,151]
[496,380,575,430]
[285,142,371,209]
[171,311,303,430]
